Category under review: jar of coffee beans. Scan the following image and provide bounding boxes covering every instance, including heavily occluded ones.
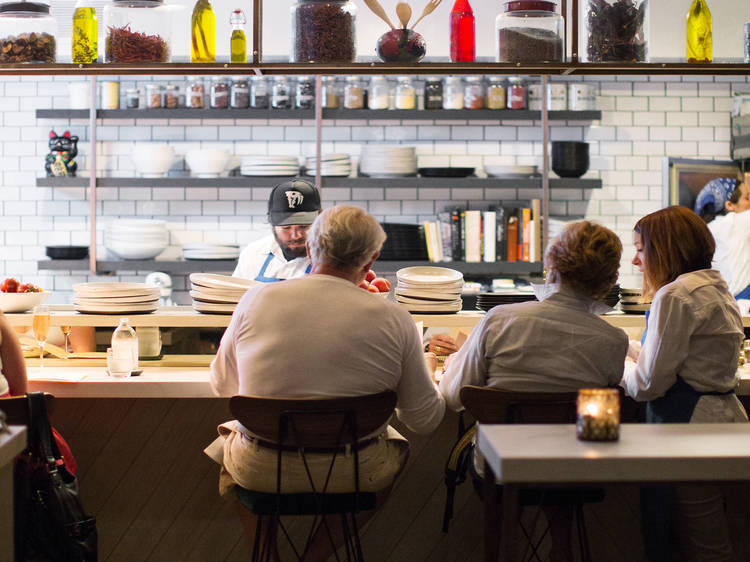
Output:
[291,0,356,63]
[210,77,229,109]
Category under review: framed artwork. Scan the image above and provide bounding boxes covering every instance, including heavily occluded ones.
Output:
[661,157,740,211]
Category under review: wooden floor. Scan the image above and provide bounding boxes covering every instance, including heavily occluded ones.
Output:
[50,398,749,562]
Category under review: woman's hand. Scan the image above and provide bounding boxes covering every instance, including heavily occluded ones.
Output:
[424,352,438,381]
[627,339,641,362]
[428,334,458,356]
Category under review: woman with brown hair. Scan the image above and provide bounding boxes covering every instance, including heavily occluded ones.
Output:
[623,205,747,561]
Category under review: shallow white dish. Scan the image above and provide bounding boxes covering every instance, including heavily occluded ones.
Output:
[397,266,463,285]
[190,273,259,291]
[193,301,237,314]
[106,245,167,260]
[394,288,461,301]
[73,282,159,295]
[75,302,159,314]
[394,294,462,305]
[0,291,49,313]
[73,293,160,304]
[484,164,538,178]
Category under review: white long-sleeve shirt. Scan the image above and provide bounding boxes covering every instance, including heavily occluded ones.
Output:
[232,234,311,282]
[622,269,743,402]
[708,209,750,296]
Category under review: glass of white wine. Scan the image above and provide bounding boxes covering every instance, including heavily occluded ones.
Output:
[32,305,51,370]
[61,325,72,355]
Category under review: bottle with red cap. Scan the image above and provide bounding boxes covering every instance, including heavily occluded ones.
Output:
[450,0,475,62]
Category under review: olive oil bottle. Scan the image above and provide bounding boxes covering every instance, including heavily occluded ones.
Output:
[72,2,97,63]
[191,0,215,63]
[686,0,712,63]
[230,9,246,63]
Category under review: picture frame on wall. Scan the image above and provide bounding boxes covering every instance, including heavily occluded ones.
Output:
[661,157,741,213]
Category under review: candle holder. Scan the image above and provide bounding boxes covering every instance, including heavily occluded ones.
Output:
[576,388,620,442]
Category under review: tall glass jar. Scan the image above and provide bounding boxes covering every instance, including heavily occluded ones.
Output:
[271,76,291,109]
[395,76,416,110]
[579,0,648,62]
[487,77,507,109]
[103,0,171,62]
[423,77,443,110]
[496,1,563,63]
[72,1,97,63]
[0,1,57,63]
[295,76,315,109]
[164,84,180,108]
[464,76,485,109]
[290,0,356,63]
[230,77,249,109]
[125,87,140,109]
[145,83,163,108]
[250,76,269,109]
[188,76,205,108]
[344,76,364,109]
[209,76,229,109]
[368,76,389,110]
[321,76,340,109]
[443,76,464,110]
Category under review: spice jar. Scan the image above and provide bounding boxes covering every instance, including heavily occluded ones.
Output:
[125,87,140,109]
[463,76,485,109]
[209,76,229,109]
[250,76,269,109]
[443,76,464,110]
[103,0,171,63]
[290,0,356,63]
[496,1,563,63]
[0,1,57,63]
[295,76,315,109]
[271,76,291,109]
[188,77,205,108]
[527,82,543,110]
[321,76,340,109]
[423,77,443,110]
[507,77,527,109]
[344,76,364,109]
[101,81,120,109]
[547,82,567,110]
[579,0,648,62]
[230,76,249,109]
[164,84,180,108]
[145,83,163,108]
[487,77,507,109]
[367,76,389,110]
[568,83,596,110]
[395,77,416,110]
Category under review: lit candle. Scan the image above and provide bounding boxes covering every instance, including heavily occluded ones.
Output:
[576,388,620,441]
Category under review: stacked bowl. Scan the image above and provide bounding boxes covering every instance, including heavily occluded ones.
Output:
[241,155,299,176]
[73,282,160,314]
[105,219,168,260]
[189,273,258,314]
[360,146,417,177]
[394,266,463,313]
[304,153,351,177]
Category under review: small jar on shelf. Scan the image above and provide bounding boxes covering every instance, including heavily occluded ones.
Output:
[487,77,507,109]
[295,76,315,109]
[271,76,292,109]
[209,76,229,109]
[507,76,527,109]
[290,0,356,63]
[464,76,485,109]
[187,77,205,108]
[125,88,140,109]
[321,76,340,109]
[367,76,389,110]
[103,0,171,63]
[0,1,57,63]
[250,76,269,109]
[395,76,416,110]
[343,76,365,109]
[145,83,163,109]
[164,84,180,108]
[443,76,464,110]
[230,76,249,109]
[423,77,443,110]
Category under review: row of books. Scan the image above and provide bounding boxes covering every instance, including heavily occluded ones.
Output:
[423,200,542,263]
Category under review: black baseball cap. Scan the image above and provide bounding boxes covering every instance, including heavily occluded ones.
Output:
[268,179,321,226]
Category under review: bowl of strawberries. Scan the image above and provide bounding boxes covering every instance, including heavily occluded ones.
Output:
[358,269,391,298]
[0,277,48,312]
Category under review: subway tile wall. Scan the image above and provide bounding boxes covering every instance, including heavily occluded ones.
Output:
[0,74,747,304]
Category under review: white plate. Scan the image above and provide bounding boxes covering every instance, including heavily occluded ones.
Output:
[73,293,160,304]
[395,289,461,301]
[74,282,159,294]
[398,301,463,313]
[189,290,243,304]
[397,266,463,285]
[193,301,237,314]
[190,273,259,290]
[106,246,167,260]
[182,243,240,250]
[75,302,159,314]
[0,291,49,313]
[395,294,463,305]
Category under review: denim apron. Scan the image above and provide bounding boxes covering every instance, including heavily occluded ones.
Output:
[734,283,750,301]
[253,253,312,283]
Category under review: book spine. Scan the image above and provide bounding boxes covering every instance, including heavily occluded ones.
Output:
[423,220,435,262]
[450,208,462,261]
[483,211,497,263]
[464,210,481,262]
[522,207,531,262]
[531,198,541,262]
[507,209,518,262]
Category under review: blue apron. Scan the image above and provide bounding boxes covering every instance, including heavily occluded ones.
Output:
[734,283,750,300]
[254,252,311,283]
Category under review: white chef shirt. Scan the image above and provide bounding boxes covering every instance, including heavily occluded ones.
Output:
[708,209,750,296]
[232,234,311,282]
[439,285,628,412]
[622,269,743,402]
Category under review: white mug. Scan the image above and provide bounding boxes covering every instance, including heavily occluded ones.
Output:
[68,82,92,110]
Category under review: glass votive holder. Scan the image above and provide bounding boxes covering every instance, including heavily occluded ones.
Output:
[576,388,620,441]
[106,347,131,378]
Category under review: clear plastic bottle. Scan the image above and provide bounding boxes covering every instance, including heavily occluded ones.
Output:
[111,318,138,376]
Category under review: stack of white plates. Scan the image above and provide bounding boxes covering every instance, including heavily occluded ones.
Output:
[360,145,417,178]
[105,219,168,260]
[240,155,299,176]
[182,243,241,261]
[73,282,160,314]
[394,266,464,313]
[304,153,351,177]
[484,164,539,178]
[189,273,259,314]
[620,288,649,314]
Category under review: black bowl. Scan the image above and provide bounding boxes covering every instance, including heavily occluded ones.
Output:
[551,141,589,178]
[46,245,89,260]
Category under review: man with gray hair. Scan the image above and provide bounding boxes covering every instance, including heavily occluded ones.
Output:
[208,205,445,560]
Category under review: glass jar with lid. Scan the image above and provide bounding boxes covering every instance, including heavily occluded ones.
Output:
[250,75,269,109]
[0,1,57,63]
[321,76,340,109]
[367,76,389,110]
[507,76,527,109]
[209,76,229,109]
[271,76,291,109]
[145,83,163,108]
[290,0,356,63]
[164,84,180,108]
[344,76,364,109]
[187,77,205,108]
[495,1,563,63]
[125,87,140,109]
[295,76,315,109]
[579,0,647,62]
[464,76,485,109]
[230,77,249,109]
[423,77,443,110]
[103,0,171,62]
[487,77,507,109]
[395,76,416,110]
[443,77,464,110]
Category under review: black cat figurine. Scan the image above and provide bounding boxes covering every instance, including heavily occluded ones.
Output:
[45,130,79,177]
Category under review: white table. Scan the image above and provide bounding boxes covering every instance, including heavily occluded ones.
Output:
[476,423,750,562]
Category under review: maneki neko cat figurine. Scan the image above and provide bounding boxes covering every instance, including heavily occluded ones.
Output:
[45,130,79,177]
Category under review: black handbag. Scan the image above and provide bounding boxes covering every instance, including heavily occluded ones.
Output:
[13,392,97,562]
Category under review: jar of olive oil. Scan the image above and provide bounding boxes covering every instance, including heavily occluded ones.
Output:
[229,9,246,63]
[191,0,215,63]
[72,0,97,63]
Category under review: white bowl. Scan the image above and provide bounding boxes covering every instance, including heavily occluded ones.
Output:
[132,144,175,178]
[106,244,167,260]
[0,291,49,313]
[185,149,232,178]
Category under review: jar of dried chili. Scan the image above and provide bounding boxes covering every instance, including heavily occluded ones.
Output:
[103,0,171,63]
[290,0,356,63]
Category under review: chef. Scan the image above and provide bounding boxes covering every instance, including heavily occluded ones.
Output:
[232,178,321,282]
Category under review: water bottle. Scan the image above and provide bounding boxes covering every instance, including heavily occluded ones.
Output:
[110,318,138,377]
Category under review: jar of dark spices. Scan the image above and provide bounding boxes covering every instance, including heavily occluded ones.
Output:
[423,77,443,110]
[295,76,315,109]
[188,77,205,108]
[125,88,140,109]
[271,76,291,109]
[230,77,249,109]
[507,77,527,109]
[210,76,229,109]
[290,0,356,63]
[250,76,269,109]
[580,0,648,62]
[164,84,180,108]
[496,0,563,63]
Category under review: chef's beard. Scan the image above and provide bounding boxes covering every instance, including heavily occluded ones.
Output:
[274,231,308,261]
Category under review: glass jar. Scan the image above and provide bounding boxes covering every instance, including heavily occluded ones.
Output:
[507,77,527,109]
[187,77,205,108]
[579,0,648,62]
[464,76,485,109]
[230,76,249,109]
[271,76,291,109]
[164,84,180,108]
[145,83,163,109]
[209,76,229,109]
[527,81,543,110]
[0,1,57,63]
[443,76,464,110]
[125,87,140,109]
[321,76,340,109]
[487,77,507,109]
[344,76,364,109]
[395,76,416,110]
[423,77,443,110]
[496,1,563,63]
[367,76,389,110]
[295,76,315,109]
[103,0,171,63]
[290,0,356,63]
[250,75,269,109]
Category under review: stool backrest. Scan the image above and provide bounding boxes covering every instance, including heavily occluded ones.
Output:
[0,393,55,425]
[459,386,578,424]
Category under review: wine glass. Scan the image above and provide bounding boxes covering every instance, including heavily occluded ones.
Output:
[61,325,72,354]
[32,305,51,370]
